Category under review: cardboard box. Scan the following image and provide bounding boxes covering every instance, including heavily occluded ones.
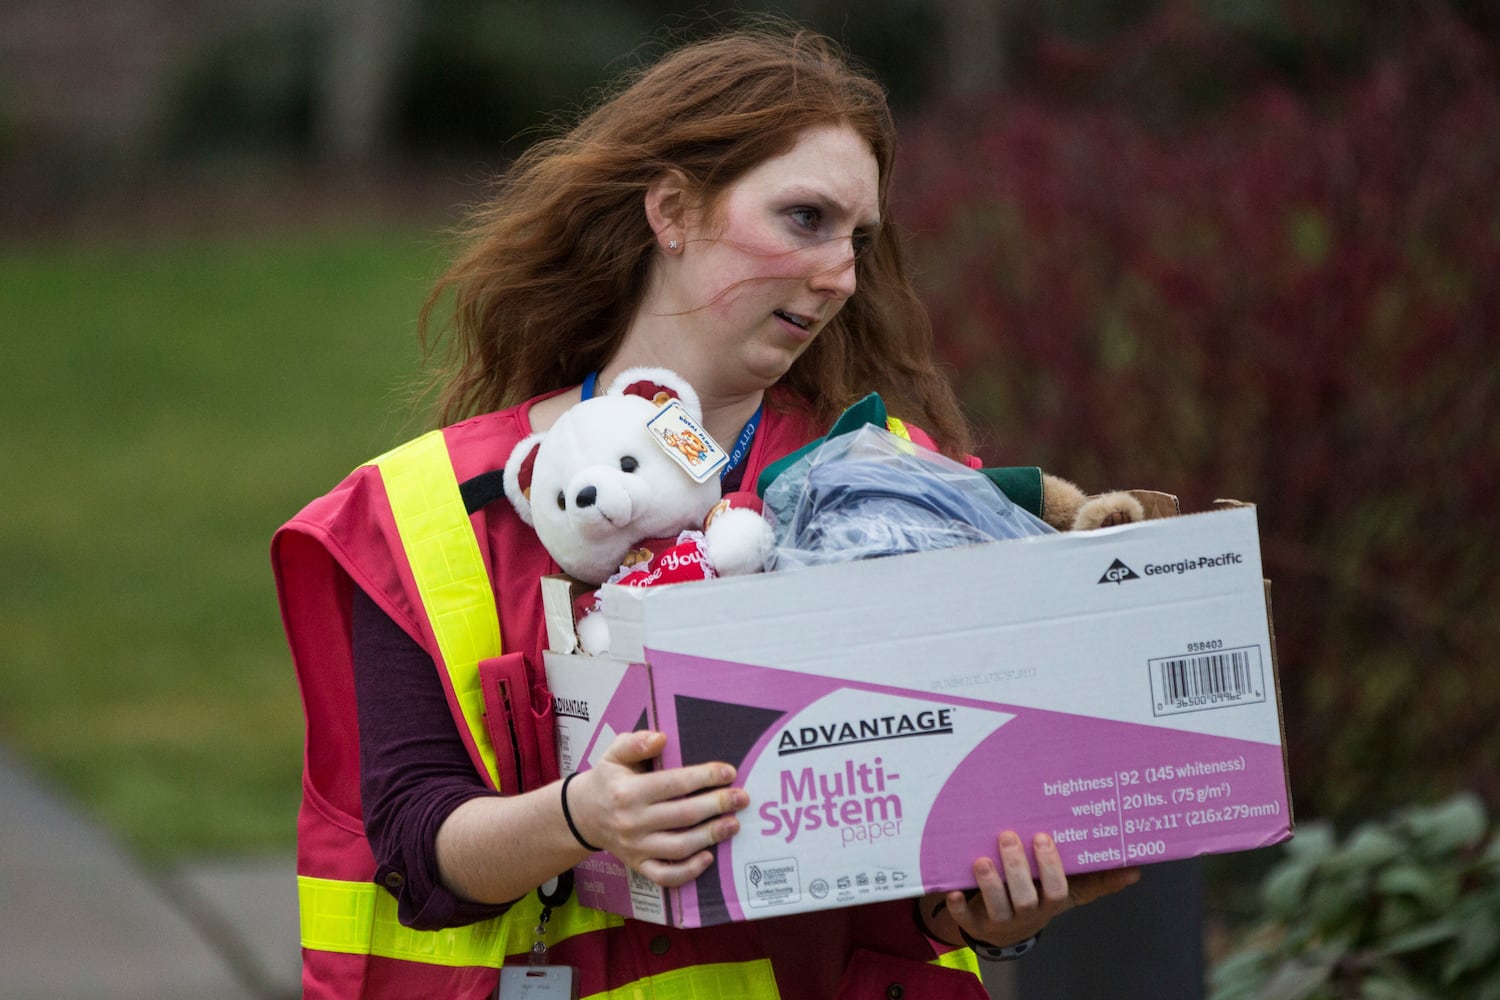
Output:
[544,503,1292,928]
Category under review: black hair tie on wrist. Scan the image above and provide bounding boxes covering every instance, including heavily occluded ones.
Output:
[916,895,1040,962]
[561,772,602,853]
[959,927,1041,962]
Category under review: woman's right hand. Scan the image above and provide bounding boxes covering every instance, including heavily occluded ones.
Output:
[567,731,749,887]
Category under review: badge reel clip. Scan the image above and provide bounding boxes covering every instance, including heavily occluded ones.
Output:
[497,873,579,999]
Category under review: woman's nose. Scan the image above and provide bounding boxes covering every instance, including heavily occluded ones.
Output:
[809,238,858,299]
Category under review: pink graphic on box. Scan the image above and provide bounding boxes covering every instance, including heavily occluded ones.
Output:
[567,663,655,919]
[643,648,1290,925]
[575,662,654,769]
[646,649,1012,924]
[645,650,862,924]
[573,852,640,918]
[645,654,835,766]
[920,715,1291,886]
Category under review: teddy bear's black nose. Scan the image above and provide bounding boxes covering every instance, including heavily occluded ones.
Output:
[575,486,597,508]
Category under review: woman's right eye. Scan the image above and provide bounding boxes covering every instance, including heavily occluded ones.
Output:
[789,207,820,231]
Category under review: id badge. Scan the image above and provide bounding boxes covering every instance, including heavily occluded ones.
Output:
[498,965,578,999]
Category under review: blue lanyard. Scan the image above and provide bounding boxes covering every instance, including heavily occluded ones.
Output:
[579,370,600,400]
[722,407,762,481]
[580,372,760,482]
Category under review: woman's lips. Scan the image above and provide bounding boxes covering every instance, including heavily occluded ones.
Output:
[774,309,813,338]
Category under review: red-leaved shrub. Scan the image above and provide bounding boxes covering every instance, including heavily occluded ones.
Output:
[897,10,1500,823]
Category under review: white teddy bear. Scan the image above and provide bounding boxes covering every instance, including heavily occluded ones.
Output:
[503,367,774,654]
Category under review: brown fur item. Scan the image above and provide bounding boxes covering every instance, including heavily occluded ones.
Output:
[1039,475,1148,532]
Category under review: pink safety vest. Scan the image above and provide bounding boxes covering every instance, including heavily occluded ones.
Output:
[272,393,985,998]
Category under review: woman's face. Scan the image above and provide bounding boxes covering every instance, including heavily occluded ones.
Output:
[652,124,881,392]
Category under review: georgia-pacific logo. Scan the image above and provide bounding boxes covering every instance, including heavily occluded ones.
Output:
[1099,558,1140,585]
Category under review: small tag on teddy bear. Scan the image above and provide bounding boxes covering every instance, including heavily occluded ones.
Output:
[646,400,728,483]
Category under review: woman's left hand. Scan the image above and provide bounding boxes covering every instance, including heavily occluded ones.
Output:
[924,831,1142,948]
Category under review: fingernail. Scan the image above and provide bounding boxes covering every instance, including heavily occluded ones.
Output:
[717,765,735,784]
[1036,833,1055,850]
[1000,831,1021,849]
[730,789,749,809]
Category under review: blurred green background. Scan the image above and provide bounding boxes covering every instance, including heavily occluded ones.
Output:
[1,229,436,857]
[2,0,1497,979]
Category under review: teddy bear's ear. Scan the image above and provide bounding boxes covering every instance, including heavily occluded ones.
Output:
[608,366,703,422]
[503,433,544,526]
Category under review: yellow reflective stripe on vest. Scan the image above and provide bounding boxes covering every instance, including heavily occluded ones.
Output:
[369,430,502,790]
[300,874,780,993]
[305,869,975,982]
[299,875,621,967]
[884,416,912,441]
[934,945,982,978]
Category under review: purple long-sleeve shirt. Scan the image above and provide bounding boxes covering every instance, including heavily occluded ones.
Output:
[351,586,514,928]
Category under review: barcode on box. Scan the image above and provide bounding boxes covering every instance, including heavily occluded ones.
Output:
[1149,647,1266,717]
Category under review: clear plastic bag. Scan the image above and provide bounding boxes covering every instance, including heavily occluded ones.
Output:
[763,424,1056,570]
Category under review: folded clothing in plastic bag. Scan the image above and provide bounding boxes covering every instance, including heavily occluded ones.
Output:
[763,423,1055,570]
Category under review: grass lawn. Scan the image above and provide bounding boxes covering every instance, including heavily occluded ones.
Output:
[0,225,449,861]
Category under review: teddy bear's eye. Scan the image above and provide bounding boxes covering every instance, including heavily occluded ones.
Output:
[620,455,639,473]
[556,491,566,510]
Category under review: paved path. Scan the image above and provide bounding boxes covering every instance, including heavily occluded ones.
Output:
[0,746,1038,999]
[0,746,299,999]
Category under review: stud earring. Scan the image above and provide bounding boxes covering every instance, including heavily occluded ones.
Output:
[667,240,680,251]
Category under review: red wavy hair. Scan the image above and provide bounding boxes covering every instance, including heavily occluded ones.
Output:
[419,19,970,454]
